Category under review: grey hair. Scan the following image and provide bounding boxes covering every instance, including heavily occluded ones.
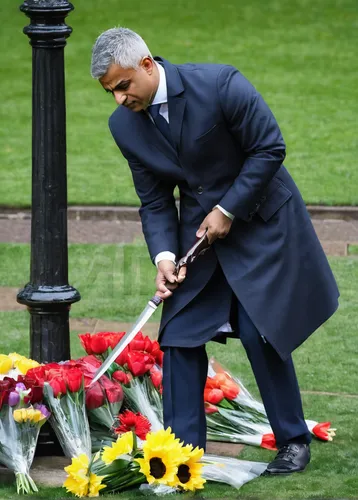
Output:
[91,27,152,79]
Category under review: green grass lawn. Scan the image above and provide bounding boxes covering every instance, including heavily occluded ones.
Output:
[1,0,358,208]
[348,245,358,255]
[0,243,358,497]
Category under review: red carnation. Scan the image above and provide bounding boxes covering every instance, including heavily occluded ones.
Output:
[114,410,151,440]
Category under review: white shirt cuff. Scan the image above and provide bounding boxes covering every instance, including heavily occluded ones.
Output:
[155,251,177,268]
[214,205,235,221]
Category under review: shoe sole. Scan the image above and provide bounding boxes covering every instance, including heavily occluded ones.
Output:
[262,469,306,476]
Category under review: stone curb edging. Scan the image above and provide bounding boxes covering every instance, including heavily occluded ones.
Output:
[2,205,358,221]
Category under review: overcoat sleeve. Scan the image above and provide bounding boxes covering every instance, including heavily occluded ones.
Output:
[216,66,287,221]
[108,118,179,262]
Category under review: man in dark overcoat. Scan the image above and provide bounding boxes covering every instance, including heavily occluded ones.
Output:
[91,27,339,474]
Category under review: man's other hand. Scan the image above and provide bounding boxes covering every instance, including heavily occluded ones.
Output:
[155,260,186,299]
[196,208,233,244]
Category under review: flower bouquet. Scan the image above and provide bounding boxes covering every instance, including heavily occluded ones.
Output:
[25,363,92,458]
[72,355,124,450]
[63,425,206,497]
[205,357,336,449]
[79,331,164,433]
[0,379,50,494]
[63,421,268,498]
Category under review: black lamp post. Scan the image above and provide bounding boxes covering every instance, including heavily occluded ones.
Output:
[17,0,80,364]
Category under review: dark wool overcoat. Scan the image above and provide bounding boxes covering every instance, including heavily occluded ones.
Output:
[109,57,339,360]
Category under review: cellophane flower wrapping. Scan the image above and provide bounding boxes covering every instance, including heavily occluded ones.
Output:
[0,379,50,494]
[73,355,124,451]
[205,357,336,449]
[201,454,267,489]
[25,363,92,458]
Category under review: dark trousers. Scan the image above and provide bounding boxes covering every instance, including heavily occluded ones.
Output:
[162,300,311,450]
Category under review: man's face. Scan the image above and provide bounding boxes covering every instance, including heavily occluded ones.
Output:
[99,57,159,112]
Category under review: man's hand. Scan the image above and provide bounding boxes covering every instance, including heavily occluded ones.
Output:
[155,260,187,299]
[196,208,233,244]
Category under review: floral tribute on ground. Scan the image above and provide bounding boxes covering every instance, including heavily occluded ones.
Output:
[0,357,50,494]
[0,331,336,496]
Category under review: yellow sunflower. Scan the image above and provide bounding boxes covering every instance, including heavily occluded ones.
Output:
[169,444,206,491]
[102,431,134,465]
[135,427,186,485]
[63,453,106,498]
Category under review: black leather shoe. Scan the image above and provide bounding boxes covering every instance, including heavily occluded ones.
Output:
[262,443,310,475]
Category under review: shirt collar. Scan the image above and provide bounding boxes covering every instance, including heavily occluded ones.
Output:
[151,61,167,105]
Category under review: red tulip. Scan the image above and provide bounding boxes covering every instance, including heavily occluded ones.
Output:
[79,333,94,354]
[65,368,83,393]
[86,382,105,409]
[106,332,126,349]
[18,375,43,404]
[154,349,164,367]
[112,370,130,385]
[126,351,155,376]
[221,383,239,400]
[261,433,277,451]
[49,377,67,398]
[149,366,162,389]
[102,379,123,404]
[205,402,219,414]
[204,377,217,390]
[311,422,335,441]
[25,366,47,386]
[0,378,16,408]
[90,335,110,354]
[28,385,43,404]
[115,346,129,366]
[204,388,224,405]
[130,332,146,351]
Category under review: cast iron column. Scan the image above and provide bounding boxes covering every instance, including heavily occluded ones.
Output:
[17,0,80,363]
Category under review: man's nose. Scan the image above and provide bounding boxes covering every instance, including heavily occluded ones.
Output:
[113,91,126,106]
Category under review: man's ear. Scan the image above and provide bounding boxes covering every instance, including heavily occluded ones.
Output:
[141,56,154,75]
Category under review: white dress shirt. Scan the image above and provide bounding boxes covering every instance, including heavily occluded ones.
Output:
[151,62,234,267]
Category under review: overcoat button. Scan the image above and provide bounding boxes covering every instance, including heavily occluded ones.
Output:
[197,186,203,195]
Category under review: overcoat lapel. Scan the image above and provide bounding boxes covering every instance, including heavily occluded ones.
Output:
[155,57,187,152]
